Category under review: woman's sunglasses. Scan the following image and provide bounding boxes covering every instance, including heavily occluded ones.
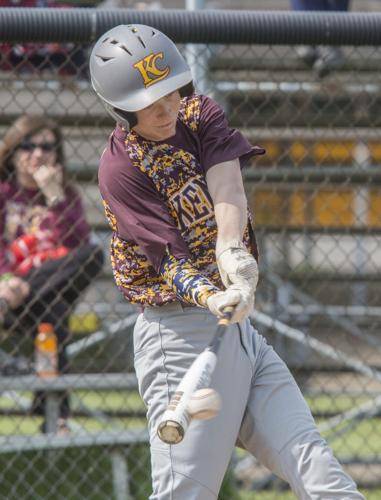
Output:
[18,141,56,152]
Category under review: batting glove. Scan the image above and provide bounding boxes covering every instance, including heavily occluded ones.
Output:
[216,239,259,293]
[206,283,254,324]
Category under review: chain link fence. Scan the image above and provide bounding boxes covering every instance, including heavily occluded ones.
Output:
[0,9,381,500]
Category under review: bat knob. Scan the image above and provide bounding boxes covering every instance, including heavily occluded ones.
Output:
[157,420,184,444]
[218,305,234,326]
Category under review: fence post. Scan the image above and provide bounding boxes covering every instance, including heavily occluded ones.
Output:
[44,391,60,433]
[186,0,209,95]
[111,448,131,500]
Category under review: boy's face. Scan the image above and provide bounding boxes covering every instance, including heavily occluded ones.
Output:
[133,90,181,141]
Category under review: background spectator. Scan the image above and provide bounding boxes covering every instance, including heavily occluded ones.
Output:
[0,114,104,433]
[97,0,162,9]
[0,0,88,79]
[290,0,351,77]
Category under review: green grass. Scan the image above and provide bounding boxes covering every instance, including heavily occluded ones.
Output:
[327,419,381,457]
[0,392,380,498]
[0,415,44,435]
[74,389,145,412]
[306,394,370,413]
[237,490,381,499]
[2,390,381,456]
[0,389,145,414]
[0,389,146,435]
[0,446,151,500]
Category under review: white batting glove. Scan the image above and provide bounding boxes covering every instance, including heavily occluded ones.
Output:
[206,283,254,324]
[216,239,259,292]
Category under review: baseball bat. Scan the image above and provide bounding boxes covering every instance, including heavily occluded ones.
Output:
[157,306,233,445]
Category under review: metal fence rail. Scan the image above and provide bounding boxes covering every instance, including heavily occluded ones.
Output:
[0,7,381,499]
[1,8,381,44]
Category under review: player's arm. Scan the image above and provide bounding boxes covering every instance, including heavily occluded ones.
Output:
[158,159,247,306]
[159,251,219,307]
[159,250,247,322]
[206,159,247,245]
[206,159,259,294]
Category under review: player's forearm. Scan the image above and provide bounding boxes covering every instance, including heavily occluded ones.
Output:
[206,159,248,244]
[160,252,219,307]
[214,200,247,244]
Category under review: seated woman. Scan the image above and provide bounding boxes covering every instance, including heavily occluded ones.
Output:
[0,114,104,433]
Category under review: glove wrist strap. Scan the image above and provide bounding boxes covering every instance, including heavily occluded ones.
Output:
[216,239,247,259]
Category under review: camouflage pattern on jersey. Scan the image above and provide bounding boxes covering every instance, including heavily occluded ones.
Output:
[103,199,175,305]
[105,95,252,306]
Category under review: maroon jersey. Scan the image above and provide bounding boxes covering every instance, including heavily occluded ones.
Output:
[99,95,264,306]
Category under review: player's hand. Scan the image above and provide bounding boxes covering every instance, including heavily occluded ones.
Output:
[0,277,30,309]
[206,283,254,324]
[216,239,258,294]
[32,163,65,206]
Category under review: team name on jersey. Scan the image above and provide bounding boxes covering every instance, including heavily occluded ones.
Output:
[170,176,213,232]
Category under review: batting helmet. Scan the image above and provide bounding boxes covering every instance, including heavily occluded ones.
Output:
[89,24,193,128]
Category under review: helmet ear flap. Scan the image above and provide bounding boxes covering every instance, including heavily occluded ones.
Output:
[102,102,137,130]
[113,108,138,129]
[179,81,195,98]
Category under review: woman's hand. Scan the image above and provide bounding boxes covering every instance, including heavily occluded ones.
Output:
[32,163,65,206]
[0,277,30,309]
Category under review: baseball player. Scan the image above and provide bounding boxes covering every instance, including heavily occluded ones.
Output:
[90,24,363,500]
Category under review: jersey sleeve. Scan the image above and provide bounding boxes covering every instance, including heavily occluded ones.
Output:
[159,251,219,307]
[197,95,265,171]
[99,143,191,274]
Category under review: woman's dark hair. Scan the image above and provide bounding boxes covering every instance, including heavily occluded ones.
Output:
[0,115,65,181]
[115,81,195,129]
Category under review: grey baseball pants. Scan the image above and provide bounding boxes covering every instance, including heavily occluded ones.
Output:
[133,302,364,500]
